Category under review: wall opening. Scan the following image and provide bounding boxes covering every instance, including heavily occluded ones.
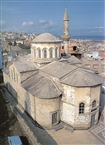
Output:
[79,102,85,114]
[91,114,95,126]
[49,48,53,58]
[52,112,58,125]
[44,49,47,58]
[92,100,96,108]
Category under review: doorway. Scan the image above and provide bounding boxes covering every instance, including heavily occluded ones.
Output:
[52,112,57,125]
[91,114,95,127]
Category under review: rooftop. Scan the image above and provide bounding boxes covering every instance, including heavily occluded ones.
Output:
[22,73,61,99]
[13,55,39,73]
[68,55,82,64]
[40,61,77,79]
[61,68,103,87]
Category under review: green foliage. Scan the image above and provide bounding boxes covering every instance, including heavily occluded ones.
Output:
[18,43,30,49]
[14,41,17,46]
[8,42,12,46]
[2,49,8,53]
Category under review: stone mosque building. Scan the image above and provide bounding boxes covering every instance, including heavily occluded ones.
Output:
[3,9,103,129]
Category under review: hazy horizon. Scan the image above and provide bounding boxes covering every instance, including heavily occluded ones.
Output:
[1,0,104,37]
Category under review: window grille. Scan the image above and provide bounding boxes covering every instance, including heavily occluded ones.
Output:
[79,102,85,114]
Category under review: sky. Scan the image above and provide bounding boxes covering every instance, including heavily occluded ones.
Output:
[0,0,105,37]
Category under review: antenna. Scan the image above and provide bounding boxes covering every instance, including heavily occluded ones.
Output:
[66,3,68,9]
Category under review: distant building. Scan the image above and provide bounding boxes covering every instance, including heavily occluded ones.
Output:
[99,50,105,59]
[83,51,102,60]
[16,40,24,45]
[0,43,2,69]
[82,57,105,80]
[23,40,31,46]
[61,40,82,59]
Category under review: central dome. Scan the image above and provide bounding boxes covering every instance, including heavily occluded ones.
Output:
[31,32,62,63]
[32,33,61,43]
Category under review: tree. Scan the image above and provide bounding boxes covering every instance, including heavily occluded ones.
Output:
[14,41,17,46]
[18,43,30,49]
[8,42,12,51]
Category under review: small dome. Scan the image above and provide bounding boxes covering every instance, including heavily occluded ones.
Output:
[32,33,62,43]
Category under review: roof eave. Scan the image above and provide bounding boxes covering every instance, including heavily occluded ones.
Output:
[61,82,103,87]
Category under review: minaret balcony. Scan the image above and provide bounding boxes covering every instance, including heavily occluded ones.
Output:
[61,35,70,41]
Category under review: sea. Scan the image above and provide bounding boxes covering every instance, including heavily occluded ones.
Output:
[71,36,105,41]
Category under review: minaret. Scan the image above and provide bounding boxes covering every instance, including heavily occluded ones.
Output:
[61,8,70,55]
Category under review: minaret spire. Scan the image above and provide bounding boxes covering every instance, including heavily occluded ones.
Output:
[61,8,70,55]
[63,8,69,21]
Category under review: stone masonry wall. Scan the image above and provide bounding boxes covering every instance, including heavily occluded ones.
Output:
[9,64,38,83]
[3,71,36,121]
[61,84,101,129]
[35,97,60,129]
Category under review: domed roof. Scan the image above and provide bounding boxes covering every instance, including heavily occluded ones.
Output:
[32,33,62,43]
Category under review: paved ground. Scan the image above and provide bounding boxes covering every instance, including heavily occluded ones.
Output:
[89,123,105,143]
[1,85,105,145]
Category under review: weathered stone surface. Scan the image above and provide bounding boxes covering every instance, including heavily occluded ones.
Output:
[35,97,60,129]
[3,52,102,130]
[61,83,101,129]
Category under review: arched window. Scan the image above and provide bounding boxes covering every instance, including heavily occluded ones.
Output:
[49,48,53,58]
[13,68,15,80]
[55,47,57,57]
[79,102,85,114]
[92,100,96,108]
[16,73,18,82]
[43,49,47,58]
[34,49,36,57]
[37,48,41,58]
